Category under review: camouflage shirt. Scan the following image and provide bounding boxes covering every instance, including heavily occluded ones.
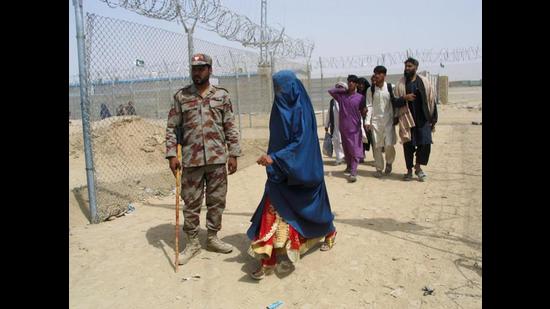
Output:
[165,84,241,167]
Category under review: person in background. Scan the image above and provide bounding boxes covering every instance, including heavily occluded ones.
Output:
[324,82,347,165]
[356,77,372,162]
[328,75,366,182]
[365,66,397,178]
[100,103,112,120]
[391,57,438,181]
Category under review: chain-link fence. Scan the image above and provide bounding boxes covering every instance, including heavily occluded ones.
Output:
[70,13,314,221]
[70,13,441,222]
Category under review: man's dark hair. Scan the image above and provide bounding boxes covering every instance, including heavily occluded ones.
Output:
[356,77,370,95]
[404,57,419,66]
[357,77,369,86]
[373,65,387,74]
[347,74,359,83]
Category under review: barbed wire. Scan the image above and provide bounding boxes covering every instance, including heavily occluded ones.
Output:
[315,46,482,70]
[82,13,306,82]
[98,0,314,59]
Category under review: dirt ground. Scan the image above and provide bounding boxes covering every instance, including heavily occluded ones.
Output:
[69,87,482,308]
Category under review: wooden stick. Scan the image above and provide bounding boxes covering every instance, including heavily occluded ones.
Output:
[174,144,182,272]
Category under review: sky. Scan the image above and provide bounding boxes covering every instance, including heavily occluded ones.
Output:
[69,0,482,80]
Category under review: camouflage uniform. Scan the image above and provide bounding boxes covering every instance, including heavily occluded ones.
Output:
[166,82,241,238]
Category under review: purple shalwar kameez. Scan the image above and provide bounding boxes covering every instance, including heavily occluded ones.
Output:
[328,87,366,176]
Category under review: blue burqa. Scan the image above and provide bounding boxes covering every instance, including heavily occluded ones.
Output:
[247,70,335,239]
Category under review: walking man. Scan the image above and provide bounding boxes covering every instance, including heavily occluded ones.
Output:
[391,58,438,181]
[365,66,397,178]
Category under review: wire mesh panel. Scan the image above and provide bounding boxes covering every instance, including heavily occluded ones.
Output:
[75,13,308,221]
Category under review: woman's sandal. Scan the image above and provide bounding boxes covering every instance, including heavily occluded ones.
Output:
[320,232,337,251]
[249,265,275,280]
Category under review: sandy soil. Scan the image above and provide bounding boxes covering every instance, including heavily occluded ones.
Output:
[69,86,482,308]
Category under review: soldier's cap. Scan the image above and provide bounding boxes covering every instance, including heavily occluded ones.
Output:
[191,53,212,67]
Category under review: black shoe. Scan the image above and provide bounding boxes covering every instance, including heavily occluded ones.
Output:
[384,164,392,175]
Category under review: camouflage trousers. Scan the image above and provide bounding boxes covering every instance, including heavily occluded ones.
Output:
[180,164,227,238]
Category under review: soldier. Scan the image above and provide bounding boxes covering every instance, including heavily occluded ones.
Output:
[165,53,241,265]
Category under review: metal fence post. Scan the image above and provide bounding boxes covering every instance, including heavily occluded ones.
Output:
[111,78,115,111]
[228,50,242,137]
[179,4,201,80]
[130,67,135,103]
[72,0,98,223]
[186,28,194,78]
[164,61,173,114]
[268,51,275,109]
[319,57,325,123]
[234,70,242,137]
[436,74,440,104]
[156,75,160,119]
[243,61,252,128]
